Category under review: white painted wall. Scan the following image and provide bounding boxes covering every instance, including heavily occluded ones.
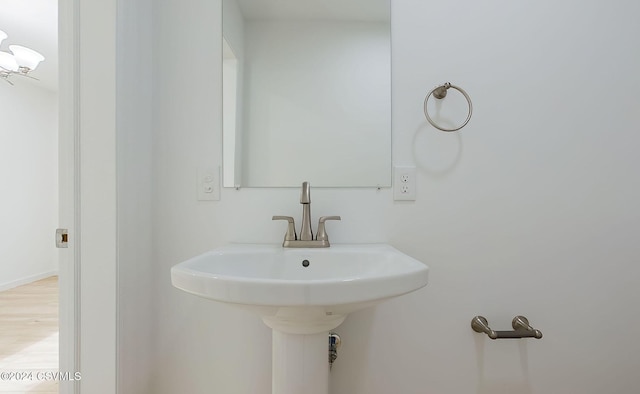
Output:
[116,0,154,392]
[0,81,57,290]
[147,0,640,393]
[75,0,117,391]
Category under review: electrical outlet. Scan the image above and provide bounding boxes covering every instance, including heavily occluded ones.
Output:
[197,167,220,201]
[394,166,416,201]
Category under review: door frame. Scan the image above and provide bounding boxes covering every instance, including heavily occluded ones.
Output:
[58,0,79,391]
[59,0,118,392]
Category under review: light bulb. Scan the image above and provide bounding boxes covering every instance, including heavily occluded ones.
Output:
[0,51,19,72]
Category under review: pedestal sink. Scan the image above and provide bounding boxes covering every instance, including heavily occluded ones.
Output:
[171,243,428,394]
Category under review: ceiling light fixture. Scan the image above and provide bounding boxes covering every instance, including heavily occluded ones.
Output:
[0,30,45,85]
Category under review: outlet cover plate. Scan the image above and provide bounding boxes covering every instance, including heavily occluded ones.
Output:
[197,167,220,201]
[394,166,416,201]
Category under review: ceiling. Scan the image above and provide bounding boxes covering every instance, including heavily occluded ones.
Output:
[0,0,58,92]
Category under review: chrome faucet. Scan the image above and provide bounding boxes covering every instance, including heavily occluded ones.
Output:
[273,181,341,248]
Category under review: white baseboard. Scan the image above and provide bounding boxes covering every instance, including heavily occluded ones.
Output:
[0,271,59,292]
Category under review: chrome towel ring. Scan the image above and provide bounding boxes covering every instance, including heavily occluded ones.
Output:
[424,82,473,132]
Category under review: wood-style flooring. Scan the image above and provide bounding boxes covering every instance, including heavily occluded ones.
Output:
[0,276,58,393]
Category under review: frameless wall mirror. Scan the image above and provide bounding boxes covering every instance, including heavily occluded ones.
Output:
[222,0,391,188]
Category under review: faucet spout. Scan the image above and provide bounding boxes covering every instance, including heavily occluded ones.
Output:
[273,181,340,247]
[300,181,311,204]
[299,182,313,241]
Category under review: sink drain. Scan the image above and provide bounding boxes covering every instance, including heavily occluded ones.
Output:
[302,259,310,267]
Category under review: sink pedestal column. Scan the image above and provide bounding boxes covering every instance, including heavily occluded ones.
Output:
[272,331,329,394]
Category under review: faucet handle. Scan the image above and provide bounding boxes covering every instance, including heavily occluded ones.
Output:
[316,216,341,242]
[272,216,297,242]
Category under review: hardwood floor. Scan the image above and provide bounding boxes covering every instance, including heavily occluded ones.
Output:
[0,276,58,393]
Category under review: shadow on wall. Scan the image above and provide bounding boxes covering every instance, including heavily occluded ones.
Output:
[413,122,463,177]
[328,307,377,393]
[474,335,532,394]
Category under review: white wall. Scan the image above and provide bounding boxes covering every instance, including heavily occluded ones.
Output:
[116,0,154,392]
[77,0,118,390]
[0,81,57,290]
[148,0,640,393]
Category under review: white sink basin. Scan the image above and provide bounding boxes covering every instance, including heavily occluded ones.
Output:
[171,243,428,334]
